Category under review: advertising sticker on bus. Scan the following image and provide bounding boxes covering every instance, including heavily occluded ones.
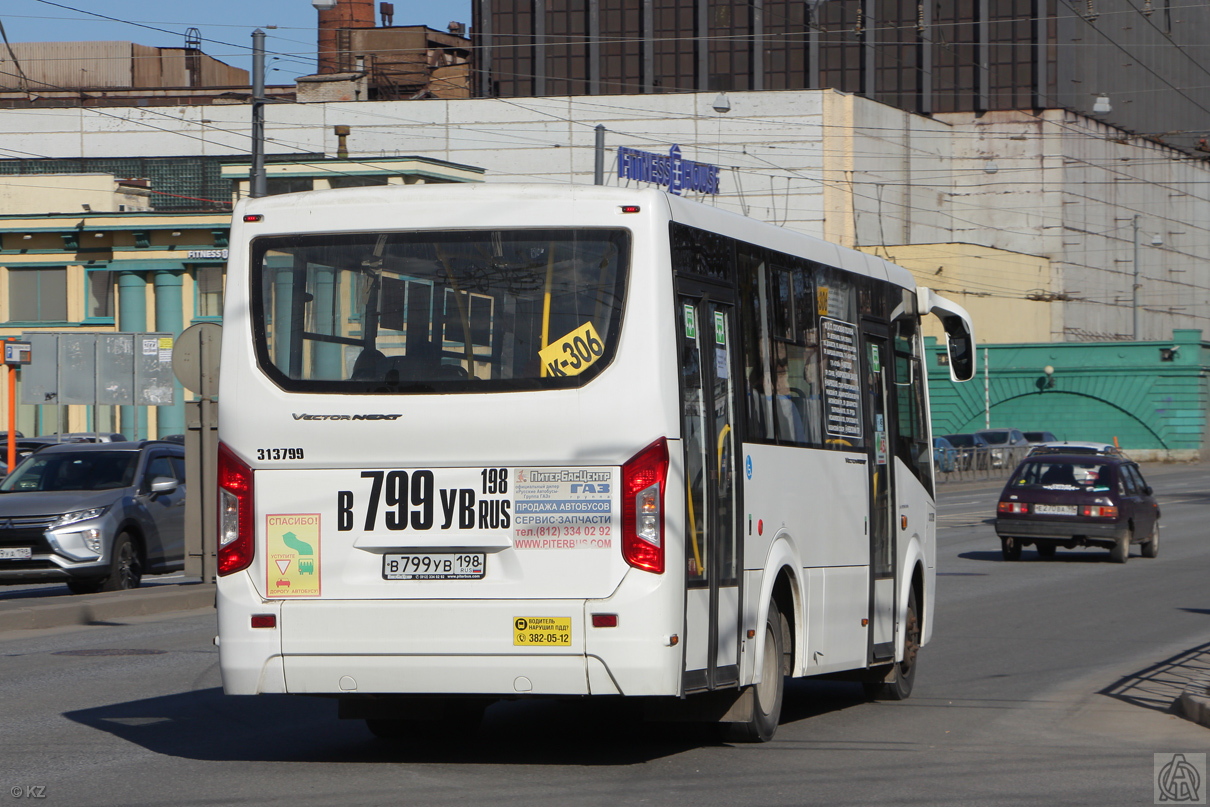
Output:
[266,514,321,597]
[512,467,619,550]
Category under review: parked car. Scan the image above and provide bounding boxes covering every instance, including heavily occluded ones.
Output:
[40,432,128,443]
[1023,431,1057,444]
[976,428,1030,468]
[0,440,187,593]
[1027,440,1126,458]
[994,453,1159,563]
[942,432,991,470]
[932,436,958,474]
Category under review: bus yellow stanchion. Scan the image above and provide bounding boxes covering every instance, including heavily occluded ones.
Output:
[687,476,703,577]
[539,243,556,377]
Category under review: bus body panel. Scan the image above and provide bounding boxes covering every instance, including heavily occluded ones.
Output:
[740,444,870,569]
[894,456,936,647]
[216,573,286,695]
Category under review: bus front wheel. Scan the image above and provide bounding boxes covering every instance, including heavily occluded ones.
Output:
[865,587,919,701]
[725,600,786,743]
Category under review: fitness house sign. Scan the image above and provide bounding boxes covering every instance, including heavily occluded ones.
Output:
[617,145,720,195]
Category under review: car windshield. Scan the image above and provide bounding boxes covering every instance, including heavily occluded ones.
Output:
[980,431,1010,445]
[0,452,138,492]
[945,434,975,447]
[1009,460,1112,491]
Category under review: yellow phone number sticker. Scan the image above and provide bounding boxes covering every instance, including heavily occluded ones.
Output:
[538,322,604,378]
[513,616,572,646]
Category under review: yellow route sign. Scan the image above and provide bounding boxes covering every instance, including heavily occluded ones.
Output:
[538,322,604,378]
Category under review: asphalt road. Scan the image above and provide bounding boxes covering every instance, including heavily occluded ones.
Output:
[1,463,1206,806]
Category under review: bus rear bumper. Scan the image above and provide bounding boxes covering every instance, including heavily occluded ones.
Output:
[217,569,683,698]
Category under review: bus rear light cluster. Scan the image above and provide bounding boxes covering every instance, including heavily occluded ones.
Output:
[217,442,256,576]
[997,501,1029,514]
[1080,505,1118,518]
[621,437,668,574]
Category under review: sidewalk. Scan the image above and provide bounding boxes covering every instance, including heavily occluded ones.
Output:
[0,583,214,633]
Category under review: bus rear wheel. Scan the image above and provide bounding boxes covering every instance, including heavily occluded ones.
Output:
[725,600,786,743]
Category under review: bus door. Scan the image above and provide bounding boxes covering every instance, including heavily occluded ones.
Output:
[678,290,742,691]
[862,327,897,664]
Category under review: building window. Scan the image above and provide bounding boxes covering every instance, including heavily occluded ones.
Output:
[86,269,115,320]
[8,267,67,322]
[195,265,224,318]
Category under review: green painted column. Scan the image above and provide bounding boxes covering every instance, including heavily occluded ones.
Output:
[311,266,341,379]
[154,269,185,437]
[117,271,147,439]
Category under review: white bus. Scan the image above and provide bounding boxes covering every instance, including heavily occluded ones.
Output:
[215,184,974,742]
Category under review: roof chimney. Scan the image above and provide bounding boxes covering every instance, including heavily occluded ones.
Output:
[316,0,375,74]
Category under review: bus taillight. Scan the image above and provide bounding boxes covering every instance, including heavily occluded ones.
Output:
[621,437,668,574]
[217,442,255,576]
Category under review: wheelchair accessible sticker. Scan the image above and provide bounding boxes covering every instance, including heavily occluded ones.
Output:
[266,514,321,597]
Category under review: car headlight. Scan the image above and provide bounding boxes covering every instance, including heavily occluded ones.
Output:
[52,506,109,528]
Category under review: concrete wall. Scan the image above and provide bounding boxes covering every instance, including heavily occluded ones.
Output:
[0,174,148,215]
[0,90,1205,344]
[862,243,1053,345]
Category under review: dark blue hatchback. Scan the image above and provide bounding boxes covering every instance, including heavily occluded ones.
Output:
[994,454,1160,563]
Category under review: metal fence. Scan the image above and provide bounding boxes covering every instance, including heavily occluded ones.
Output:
[935,446,1030,484]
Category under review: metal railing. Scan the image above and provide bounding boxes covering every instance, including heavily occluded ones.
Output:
[935,446,1030,484]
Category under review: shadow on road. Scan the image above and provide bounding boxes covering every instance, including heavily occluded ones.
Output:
[1100,639,1210,713]
[63,678,873,764]
[958,549,1119,564]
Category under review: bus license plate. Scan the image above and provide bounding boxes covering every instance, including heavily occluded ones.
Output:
[382,553,485,580]
[0,547,32,560]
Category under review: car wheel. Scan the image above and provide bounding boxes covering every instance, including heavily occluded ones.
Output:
[101,532,143,591]
[724,599,786,743]
[67,578,105,595]
[1001,537,1023,561]
[1141,522,1159,558]
[1035,542,1056,559]
[1110,531,1130,564]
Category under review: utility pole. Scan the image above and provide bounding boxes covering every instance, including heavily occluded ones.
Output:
[251,29,268,198]
[594,125,605,185]
[1132,214,1140,340]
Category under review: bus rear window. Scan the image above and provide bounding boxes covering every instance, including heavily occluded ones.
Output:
[250,228,629,393]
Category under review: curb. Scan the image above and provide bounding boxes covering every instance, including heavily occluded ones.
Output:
[1176,682,1210,730]
[0,584,215,634]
